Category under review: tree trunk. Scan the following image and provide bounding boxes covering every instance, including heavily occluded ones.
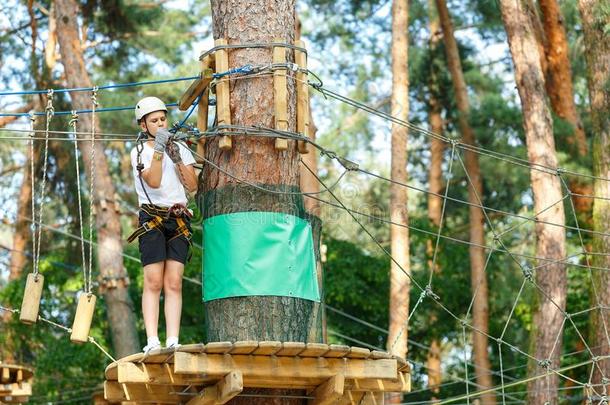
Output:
[203,2,320,403]
[54,0,140,358]
[386,0,410,399]
[499,1,567,404]
[578,0,610,392]
[435,1,494,403]
[538,0,587,156]
[426,1,445,400]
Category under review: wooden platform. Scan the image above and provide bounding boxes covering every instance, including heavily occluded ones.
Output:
[0,364,33,404]
[104,341,410,404]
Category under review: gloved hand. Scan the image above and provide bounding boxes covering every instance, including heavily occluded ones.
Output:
[166,141,183,164]
[153,128,171,153]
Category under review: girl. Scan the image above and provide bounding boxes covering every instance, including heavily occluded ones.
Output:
[129,96,198,352]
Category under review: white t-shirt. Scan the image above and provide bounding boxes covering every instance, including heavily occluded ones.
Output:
[131,142,196,207]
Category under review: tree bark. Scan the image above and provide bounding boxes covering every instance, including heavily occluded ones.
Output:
[386,0,410,399]
[435,1,494,403]
[578,0,610,391]
[54,0,140,358]
[426,1,445,400]
[203,2,320,403]
[499,1,567,404]
[538,0,587,156]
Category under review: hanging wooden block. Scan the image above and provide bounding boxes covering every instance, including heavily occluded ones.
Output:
[273,39,289,151]
[19,273,44,324]
[70,293,96,343]
[295,39,310,154]
[214,38,232,150]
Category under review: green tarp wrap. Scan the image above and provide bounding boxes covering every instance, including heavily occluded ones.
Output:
[203,212,320,302]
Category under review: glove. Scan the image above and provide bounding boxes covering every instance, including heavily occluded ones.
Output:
[166,141,183,164]
[153,128,171,153]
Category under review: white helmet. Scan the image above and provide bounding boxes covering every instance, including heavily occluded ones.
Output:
[134,97,167,121]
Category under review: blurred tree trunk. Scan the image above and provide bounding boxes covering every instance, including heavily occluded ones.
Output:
[55,0,140,358]
[435,0,494,403]
[386,0,410,403]
[426,0,444,400]
[578,0,610,391]
[499,1,567,404]
[538,0,587,156]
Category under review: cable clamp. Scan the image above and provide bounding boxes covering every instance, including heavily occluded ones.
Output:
[337,156,359,171]
[556,167,565,176]
[91,86,99,106]
[45,89,55,115]
[69,110,79,128]
[424,285,439,300]
[449,138,459,147]
[286,62,299,72]
[537,359,551,369]
[522,267,534,282]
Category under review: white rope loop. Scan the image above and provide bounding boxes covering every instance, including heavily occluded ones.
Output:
[87,87,98,293]
[71,110,88,291]
[29,112,36,273]
[33,90,54,276]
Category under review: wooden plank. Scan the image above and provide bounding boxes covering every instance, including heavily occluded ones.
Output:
[104,381,125,401]
[346,347,370,359]
[310,374,344,405]
[179,68,213,111]
[294,39,310,154]
[299,343,330,357]
[252,341,282,355]
[105,381,183,403]
[173,352,397,381]
[272,38,288,150]
[179,343,207,354]
[186,371,243,405]
[196,87,209,163]
[229,341,259,355]
[15,369,22,383]
[325,345,351,358]
[349,372,409,392]
[214,38,232,150]
[118,362,208,385]
[205,342,234,354]
[275,342,305,356]
[369,351,392,360]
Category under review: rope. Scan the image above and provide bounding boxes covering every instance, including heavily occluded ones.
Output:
[0,305,115,362]
[87,88,98,293]
[29,112,35,277]
[307,79,610,184]
[33,90,53,276]
[70,110,88,294]
[0,75,199,96]
[0,102,180,118]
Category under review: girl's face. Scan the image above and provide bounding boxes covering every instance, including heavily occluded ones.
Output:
[140,111,167,136]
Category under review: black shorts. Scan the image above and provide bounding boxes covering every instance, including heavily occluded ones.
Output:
[138,210,192,266]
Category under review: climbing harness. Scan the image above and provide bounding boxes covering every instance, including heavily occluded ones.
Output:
[126,203,192,245]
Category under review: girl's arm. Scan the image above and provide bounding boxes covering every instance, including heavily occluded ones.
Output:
[175,163,198,193]
[141,151,164,188]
